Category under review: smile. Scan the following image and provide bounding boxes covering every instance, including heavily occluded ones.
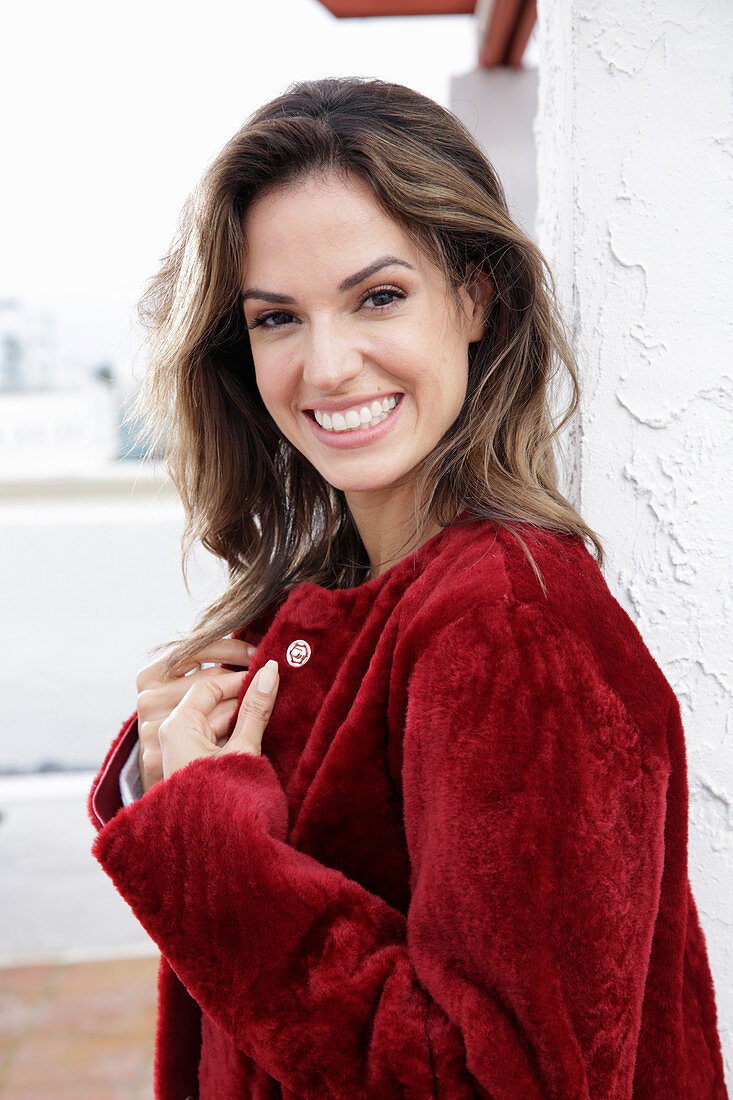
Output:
[313,395,400,433]
[304,394,405,450]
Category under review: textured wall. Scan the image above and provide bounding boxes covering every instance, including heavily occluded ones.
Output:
[534,0,733,1075]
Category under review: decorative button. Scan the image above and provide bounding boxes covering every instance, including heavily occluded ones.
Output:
[286,639,311,667]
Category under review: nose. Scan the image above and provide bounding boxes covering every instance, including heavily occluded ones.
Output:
[301,314,363,393]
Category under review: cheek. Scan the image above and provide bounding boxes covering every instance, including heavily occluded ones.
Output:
[390,301,467,376]
[427,349,469,426]
[391,328,468,403]
[375,328,429,385]
[252,348,295,412]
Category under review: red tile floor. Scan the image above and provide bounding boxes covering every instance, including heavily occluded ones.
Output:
[0,954,159,1099]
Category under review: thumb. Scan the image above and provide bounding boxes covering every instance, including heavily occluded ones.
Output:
[223,659,279,757]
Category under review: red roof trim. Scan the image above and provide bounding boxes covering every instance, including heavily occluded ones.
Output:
[317,1,476,15]
[312,0,536,68]
[478,0,536,68]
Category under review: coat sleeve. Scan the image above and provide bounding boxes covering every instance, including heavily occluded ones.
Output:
[91,599,672,1099]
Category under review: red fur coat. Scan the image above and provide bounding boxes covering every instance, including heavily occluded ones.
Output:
[88,513,728,1099]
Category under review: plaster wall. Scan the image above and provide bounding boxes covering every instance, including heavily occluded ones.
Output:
[535,0,733,1075]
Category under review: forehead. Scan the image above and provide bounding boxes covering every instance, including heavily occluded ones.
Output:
[241,171,422,278]
[244,170,392,229]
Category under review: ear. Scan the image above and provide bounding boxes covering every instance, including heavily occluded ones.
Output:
[463,263,494,344]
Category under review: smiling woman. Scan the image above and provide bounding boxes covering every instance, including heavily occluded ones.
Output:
[240,173,491,543]
[124,75,602,663]
[88,76,727,1100]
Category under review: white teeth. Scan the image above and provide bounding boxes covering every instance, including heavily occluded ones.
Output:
[314,395,399,433]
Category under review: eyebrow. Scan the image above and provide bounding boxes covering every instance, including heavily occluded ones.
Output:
[241,254,415,304]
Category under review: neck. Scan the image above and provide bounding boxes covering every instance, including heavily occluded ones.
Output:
[345,486,445,579]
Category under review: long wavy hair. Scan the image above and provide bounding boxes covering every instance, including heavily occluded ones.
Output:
[130,75,604,674]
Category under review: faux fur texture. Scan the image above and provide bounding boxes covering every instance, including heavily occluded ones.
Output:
[88,514,728,1099]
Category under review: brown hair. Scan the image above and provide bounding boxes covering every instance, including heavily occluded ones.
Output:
[129,75,604,673]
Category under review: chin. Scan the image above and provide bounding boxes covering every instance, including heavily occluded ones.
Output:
[329,471,416,495]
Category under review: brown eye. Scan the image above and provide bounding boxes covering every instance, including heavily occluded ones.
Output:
[247,310,295,330]
[361,285,406,311]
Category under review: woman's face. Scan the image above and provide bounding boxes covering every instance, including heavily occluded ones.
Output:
[241,171,489,501]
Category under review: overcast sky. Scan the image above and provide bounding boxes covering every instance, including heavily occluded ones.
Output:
[1,0,476,385]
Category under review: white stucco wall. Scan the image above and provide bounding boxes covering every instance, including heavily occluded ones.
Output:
[534,0,733,1078]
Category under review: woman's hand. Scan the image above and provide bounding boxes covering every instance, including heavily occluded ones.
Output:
[158,658,280,782]
[135,639,262,793]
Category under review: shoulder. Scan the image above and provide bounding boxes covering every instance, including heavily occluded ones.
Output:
[398,517,677,731]
[402,516,606,628]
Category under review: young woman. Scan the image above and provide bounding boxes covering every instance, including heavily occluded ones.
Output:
[88,77,727,1099]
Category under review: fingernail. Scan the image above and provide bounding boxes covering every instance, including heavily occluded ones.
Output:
[257,660,278,694]
[246,644,257,657]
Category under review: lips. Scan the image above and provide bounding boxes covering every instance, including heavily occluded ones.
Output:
[302,389,406,449]
[304,392,403,415]
[314,395,400,433]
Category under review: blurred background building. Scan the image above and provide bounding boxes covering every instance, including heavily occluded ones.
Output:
[0,300,121,474]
